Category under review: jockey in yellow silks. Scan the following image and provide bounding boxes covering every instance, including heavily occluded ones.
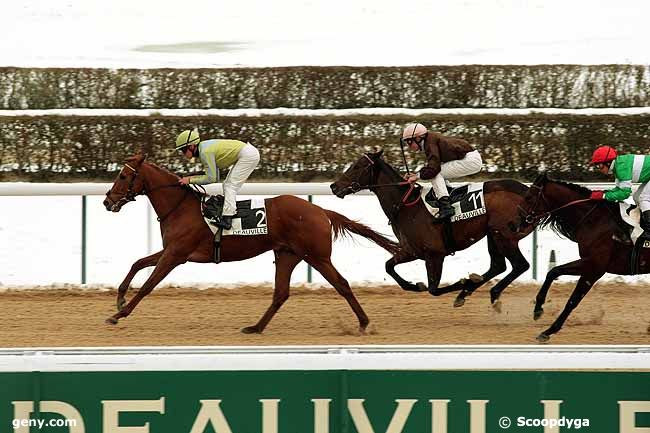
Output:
[176,128,260,230]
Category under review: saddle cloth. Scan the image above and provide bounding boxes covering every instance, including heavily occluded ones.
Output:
[203,195,268,236]
[619,200,649,246]
[421,183,486,222]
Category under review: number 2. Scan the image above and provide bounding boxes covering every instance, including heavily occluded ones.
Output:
[256,210,267,227]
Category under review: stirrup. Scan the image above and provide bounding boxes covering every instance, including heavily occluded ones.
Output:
[630,234,650,274]
[214,215,233,230]
[435,207,455,221]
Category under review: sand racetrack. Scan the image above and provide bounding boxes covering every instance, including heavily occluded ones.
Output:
[1,281,649,346]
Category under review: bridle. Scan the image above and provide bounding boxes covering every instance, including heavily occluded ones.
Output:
[338,154,421,209]
[105,163,141,210]
[518,180,594,229]
[105,162,191,222]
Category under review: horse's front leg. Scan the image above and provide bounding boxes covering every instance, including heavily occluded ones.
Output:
[537,273,602,343]
[106,251,187,324]
[416,253,455,296]
[385,249,421,292]
[533,259,585,320]
[116,250,164,311]
[453,233,507,307]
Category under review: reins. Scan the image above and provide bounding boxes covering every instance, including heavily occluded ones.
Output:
[521,181,595,226]
[341,154,421,208]
[106,162,198,223]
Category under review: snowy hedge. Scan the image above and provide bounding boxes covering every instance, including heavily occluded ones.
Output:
[1,65,650,109]
[2,114,649,181]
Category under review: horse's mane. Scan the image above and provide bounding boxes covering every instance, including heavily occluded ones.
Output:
[375,155,405,181]
[536,176,624,242]
[144,160,179,179]
[537,212,579,241]
[142,159,207,199]
[547,178,592,198]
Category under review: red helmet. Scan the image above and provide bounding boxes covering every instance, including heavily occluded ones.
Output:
[590,146,617,164]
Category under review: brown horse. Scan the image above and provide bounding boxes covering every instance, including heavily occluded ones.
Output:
[330,150,535,308]
[518,172,646,342]
[103,153,400,333]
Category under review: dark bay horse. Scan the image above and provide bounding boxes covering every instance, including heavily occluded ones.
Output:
[518,172,645,342]
[103,153,400,333]
[330,150,534,308]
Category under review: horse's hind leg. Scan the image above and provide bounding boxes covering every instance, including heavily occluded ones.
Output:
[454,234,507,307]
[537,273,602,343]
[242,249,301,334]
[116,250,164,311]
[309,257,369,332]
[533,259,586,320]
[385,249,420,292]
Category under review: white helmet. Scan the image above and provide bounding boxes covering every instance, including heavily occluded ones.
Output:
[402,123,427,141]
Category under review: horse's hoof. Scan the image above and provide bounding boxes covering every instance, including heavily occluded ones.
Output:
[402,283,420,292]
[105,317,119,325]
[241,326,262,334]
[533,308,544,320]
[469,273,483,283]
[536,332,550,343]
[453,296,466,308]
[416,282,427,292]
[116,299,125,312]
[492,300,502,313]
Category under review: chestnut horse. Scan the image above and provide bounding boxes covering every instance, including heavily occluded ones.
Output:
[103,153,400,333]
[330,150,534,308]
[518,172,646,342]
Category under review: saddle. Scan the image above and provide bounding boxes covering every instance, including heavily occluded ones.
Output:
[202,195,268,263]
[617,201,650,273]
[419,183,486,254]
[424,185,468,209]
[421,183,486,223]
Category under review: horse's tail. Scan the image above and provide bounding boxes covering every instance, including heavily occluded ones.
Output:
[324,209,401,256]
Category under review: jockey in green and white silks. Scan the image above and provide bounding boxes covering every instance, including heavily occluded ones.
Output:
[590,145,650,241]
[176,129,260,230]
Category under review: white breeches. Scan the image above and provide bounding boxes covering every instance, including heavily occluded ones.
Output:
[222,144,260,216]
[633,182,650,212]
[430,150,483,198]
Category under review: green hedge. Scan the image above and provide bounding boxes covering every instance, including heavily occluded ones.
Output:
[2,65,650,109]
[2,114,649,182]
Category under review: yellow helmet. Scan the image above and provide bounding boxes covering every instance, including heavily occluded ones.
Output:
[175,129,200,150]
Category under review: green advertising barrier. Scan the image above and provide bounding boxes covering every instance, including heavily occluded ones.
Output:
[2,370,650,432]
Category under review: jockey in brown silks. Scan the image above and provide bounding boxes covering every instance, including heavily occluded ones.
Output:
[401,123,483,220]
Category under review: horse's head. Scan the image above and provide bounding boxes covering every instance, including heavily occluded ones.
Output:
[518,171,595,231]
[104,153,148,212]
[515,172,552,230]
[330,150,384,198]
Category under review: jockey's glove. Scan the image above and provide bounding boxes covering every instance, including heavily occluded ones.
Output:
[590,190,605,200]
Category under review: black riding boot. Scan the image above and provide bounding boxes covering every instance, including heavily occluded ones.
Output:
[436,196,455,220]
[639,210,650,241]
[215,215,233,230]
